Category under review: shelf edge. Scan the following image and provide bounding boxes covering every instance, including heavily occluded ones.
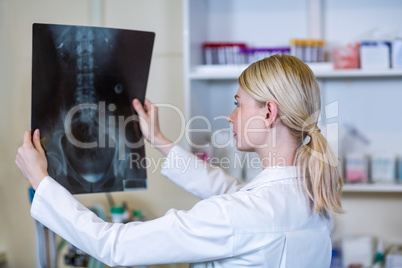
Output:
[342,183,402,193]
[189,64,402,80]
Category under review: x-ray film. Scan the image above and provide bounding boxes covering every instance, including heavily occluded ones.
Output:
[31,23,154,194]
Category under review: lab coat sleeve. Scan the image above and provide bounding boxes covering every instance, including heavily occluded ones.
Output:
[31,176,235,267]
[160,145,244,199]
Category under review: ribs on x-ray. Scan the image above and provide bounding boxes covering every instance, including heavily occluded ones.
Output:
[31,23,155,194]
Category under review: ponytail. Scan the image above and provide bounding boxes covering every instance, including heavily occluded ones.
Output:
[294,126,344,214]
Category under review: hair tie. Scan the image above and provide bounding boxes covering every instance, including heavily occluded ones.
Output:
[308,127,321,136]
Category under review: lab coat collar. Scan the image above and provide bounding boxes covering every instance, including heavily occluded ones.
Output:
[240,166,298,191]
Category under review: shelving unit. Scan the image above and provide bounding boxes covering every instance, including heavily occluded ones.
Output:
[183,0,402,189]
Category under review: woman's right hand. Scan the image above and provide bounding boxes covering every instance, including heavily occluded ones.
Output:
[132,98,173,156]
[15,129,49,190]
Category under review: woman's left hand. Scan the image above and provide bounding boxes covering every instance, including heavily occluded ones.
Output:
[15,129,49,190]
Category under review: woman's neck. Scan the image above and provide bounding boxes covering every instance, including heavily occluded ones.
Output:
[255,125,298,169]
[257,146,297,169]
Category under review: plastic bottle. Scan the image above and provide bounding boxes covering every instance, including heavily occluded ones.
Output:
[311,40,317,62]
[317,40,325,62]
[373,239,384,268]
[132,209,145,222]
[290,39,299,58]
[398,156,402,182]
[110,206,125,223]
[330,248,342,268]
[305,39,313,62]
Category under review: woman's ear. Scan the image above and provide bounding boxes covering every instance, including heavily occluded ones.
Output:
[265,100,278,127]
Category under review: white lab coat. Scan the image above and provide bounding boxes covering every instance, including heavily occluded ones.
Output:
[31,145,332,267]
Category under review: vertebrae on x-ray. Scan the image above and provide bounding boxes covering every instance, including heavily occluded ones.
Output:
[75,27,97,125]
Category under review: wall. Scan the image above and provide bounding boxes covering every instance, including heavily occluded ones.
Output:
[0,0,8,260]
[1,2,91,267]
[0,0,197,267]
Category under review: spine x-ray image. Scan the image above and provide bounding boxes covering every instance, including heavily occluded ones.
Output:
[31,23,155,194]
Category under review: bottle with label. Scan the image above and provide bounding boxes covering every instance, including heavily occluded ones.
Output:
[110,206,125,223]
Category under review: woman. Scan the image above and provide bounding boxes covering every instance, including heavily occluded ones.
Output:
[16,54,343,267]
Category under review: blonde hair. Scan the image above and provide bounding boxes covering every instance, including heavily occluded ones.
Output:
[239,54,343,214]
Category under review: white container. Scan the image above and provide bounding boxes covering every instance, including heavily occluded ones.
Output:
[386,245,402,268]
[360,41,391,69]
[392,38,402,69]
[371,154,396,183]
[342,235,375,268]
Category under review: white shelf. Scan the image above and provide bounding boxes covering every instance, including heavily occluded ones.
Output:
[343,183,402,193]
[190,65,248,80]
[314,67,402,79]
[190,63,402,80]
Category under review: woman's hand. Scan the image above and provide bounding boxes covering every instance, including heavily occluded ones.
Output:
[15,129,49,190]
[132,98,173,156]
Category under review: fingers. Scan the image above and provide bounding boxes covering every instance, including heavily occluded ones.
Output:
[144,98,153,112]
[144,98,152,106]
[21,129,44,153]
[32,129,44,153]
[23,130,33,147]
[132,98,147,117]
[144,98,158,116]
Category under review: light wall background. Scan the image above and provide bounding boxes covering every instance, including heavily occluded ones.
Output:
[0,1,197,267]
[1,1,402,268]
